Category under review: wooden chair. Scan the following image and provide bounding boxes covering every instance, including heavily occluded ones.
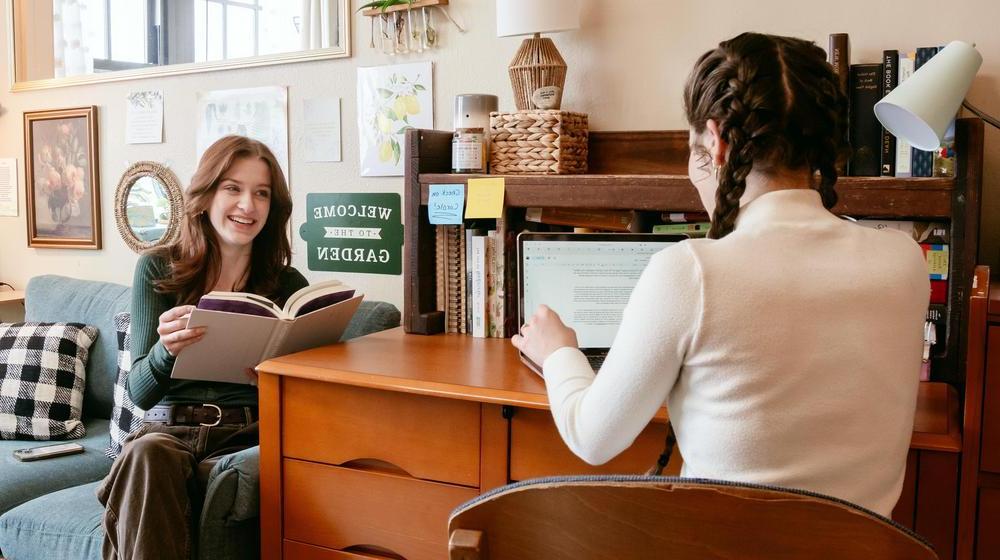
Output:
[447,475,937,560]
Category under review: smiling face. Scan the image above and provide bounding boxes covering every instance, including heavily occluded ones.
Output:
[207,156,272,253]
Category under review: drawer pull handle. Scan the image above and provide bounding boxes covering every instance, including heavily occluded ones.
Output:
[343,543,407,559]
[340,458,413,478]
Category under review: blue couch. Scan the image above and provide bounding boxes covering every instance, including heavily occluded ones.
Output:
[0,275,400,560]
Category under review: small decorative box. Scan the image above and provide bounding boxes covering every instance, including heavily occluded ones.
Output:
[489,110,589,174]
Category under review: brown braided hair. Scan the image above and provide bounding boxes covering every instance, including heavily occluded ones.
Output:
[683,33,849,239]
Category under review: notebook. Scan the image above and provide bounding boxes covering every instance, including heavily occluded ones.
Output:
[517,232,684,376]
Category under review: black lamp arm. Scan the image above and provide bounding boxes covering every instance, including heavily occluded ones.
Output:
[963,99,1000,130]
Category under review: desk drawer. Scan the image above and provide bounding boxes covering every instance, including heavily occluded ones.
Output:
[282,378,480,486]
[284,459,478,560]
[509,408,680,480]
[284,539,386,559]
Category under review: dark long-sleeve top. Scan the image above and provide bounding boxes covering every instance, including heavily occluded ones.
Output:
[127,252,309,410]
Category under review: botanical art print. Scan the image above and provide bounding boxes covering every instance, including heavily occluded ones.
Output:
[25,106,101,249]
[357,61,433,176]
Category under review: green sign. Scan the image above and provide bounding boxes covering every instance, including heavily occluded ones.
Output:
[299,193,403,275]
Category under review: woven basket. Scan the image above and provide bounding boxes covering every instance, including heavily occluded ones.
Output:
[489,110,588,174]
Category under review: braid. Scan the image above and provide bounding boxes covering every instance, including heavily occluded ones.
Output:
[684,33,850,235]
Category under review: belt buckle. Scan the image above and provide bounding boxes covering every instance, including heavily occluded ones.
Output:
[200,403,222,427]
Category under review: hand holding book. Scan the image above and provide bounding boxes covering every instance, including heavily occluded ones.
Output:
[158,304,205,357]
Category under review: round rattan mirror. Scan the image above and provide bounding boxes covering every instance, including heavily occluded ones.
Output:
[114,161,183,253]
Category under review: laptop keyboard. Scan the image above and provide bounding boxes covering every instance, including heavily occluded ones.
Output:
[587,352,608,371]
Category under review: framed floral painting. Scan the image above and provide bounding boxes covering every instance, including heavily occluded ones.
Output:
[24,106,101,249]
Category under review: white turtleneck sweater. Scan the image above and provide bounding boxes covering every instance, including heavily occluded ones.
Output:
[542,189,929,517]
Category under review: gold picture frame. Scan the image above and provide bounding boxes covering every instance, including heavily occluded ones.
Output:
[24,106,101,249]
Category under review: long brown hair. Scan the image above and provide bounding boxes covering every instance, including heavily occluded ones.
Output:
[683,32,849,239]
[153,136,292,305]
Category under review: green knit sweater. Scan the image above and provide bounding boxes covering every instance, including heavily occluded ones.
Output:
[127,252,309,409]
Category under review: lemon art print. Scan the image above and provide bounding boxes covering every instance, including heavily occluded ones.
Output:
[357,62,434,176]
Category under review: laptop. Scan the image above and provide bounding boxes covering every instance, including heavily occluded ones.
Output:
[517,232,685,376]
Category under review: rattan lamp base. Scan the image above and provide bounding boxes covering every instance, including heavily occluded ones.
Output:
[508,34,567,111]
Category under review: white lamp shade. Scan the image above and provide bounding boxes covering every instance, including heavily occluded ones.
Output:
[874,41,981,151]
[497,0,581,37]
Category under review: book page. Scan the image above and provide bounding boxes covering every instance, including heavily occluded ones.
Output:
[272,295,363,358]
[198,295,279,317]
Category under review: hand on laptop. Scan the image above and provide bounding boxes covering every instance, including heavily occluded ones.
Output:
[512,305,579,368]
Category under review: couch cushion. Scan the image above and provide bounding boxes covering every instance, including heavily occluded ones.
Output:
[342,300,400,341]
[0,417,112,515]
[26,275,131,420]
[0,322,97,440]
[0,481,103,560]
[107,312,143,459]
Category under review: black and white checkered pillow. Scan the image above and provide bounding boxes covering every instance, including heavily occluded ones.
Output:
[107,312,144,459]
[0,322,97,440]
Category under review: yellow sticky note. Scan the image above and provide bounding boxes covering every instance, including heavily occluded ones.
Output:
[464,178,505,219]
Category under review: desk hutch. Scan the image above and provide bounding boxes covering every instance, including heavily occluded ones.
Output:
[258,118,985,559]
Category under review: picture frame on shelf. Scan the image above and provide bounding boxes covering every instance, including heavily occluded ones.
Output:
[24,106,101,249]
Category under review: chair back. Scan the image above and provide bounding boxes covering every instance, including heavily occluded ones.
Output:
[447,475,937,560]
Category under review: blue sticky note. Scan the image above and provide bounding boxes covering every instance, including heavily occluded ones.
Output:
[428,184,465,225]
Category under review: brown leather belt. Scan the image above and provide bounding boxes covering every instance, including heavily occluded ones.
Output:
[143,404,257,427]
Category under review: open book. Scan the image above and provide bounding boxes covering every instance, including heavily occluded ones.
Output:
[171,280,363,384]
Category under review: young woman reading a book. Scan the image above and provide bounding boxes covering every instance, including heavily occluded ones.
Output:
[98,136,308,559]
[512,32,928,517]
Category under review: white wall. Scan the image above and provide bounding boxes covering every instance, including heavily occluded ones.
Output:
[1,0,998,311]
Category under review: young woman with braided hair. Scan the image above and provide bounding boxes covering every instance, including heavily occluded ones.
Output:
[512,32,928,517]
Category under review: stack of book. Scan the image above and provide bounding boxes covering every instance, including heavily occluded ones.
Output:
[827,34,956,178]
[435,220,515,338]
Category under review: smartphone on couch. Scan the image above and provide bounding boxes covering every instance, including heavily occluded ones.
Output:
[13,442,85,462]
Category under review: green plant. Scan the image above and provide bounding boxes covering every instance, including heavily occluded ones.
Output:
[357,0,413,12]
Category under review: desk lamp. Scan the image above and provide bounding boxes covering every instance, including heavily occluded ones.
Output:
[496,0,581,111]
[875,41,997,150]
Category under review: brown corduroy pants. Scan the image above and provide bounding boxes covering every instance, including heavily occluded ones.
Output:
[96,420,258,560]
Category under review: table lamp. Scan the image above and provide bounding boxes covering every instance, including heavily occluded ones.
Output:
[496,0,581,111]
[874,41,990,150]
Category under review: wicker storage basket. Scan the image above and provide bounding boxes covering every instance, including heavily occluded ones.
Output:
[489,110,589,174]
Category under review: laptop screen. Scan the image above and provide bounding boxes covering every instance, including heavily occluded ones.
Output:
[518,233,682,349]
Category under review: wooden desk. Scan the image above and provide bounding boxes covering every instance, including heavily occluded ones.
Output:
[258,327,962,560]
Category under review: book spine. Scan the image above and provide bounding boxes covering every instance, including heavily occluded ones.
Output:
[435,226,446,313]
[486,231,503,338]
[459,226,468,334]
[880,50,898,176]
[926,303,947,357]
[524,207,634,232]
[910,47,941,177]
[828,33,850,175]
[894,53,915,177]
[660,212,710,223]
[930,280,948,304]
[848,63,883,177]
[921,243,949,280]
[652,222,711,236]
[471,234,487,338]
[828,33,850,97]
[444,225,463,333]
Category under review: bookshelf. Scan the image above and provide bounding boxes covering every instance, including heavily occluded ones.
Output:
[403,119,984,559]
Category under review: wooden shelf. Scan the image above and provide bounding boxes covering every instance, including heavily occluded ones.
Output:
[419,174,955,217]
[361,0,447,17]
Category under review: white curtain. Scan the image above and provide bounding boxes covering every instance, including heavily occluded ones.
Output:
[300,0,337,50]
[53,0,94,78]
